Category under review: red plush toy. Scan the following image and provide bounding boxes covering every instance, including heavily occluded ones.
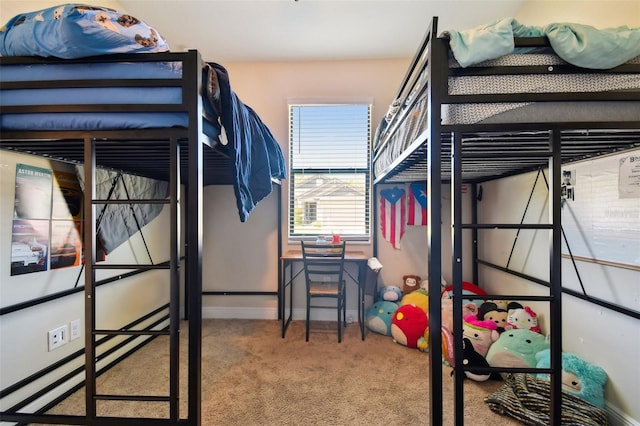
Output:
[441,281,488,307]
[391,303,428,349]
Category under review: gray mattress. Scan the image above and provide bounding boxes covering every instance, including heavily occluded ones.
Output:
[374,53,640,178]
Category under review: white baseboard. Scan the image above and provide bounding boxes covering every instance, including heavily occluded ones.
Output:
[607,402,639,426]
[202,306,279,320]
[202,306,359,323]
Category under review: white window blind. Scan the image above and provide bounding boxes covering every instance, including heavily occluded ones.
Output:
[288,103,371,241]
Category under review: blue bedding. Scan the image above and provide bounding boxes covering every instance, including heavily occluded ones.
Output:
[0,61,188,130]
[0,4,169,58]
[209,63,287,222]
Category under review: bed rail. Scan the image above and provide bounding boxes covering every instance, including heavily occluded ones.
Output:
[372,24,640,185]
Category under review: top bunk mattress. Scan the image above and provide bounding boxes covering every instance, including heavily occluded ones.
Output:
[444,53,640,125]
[0,3,221,138]
[0,58,221,139]
[374,52,640,178]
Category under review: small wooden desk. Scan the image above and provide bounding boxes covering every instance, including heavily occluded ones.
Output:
[279,250,369,340]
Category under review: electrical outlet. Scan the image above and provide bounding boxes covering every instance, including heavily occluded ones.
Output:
[70,319,81,341]
[48,325,69,351]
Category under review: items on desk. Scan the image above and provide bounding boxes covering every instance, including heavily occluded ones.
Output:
[367,257,383,272]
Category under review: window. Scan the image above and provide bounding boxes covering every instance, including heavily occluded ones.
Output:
[304,201,317,224]
[288,103,371,241]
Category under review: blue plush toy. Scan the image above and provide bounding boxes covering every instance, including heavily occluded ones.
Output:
[379,285,403,303]
[535,349,608,408]
[365,300,399,336]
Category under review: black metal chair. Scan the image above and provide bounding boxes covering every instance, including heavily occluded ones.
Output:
[301,240,347,342]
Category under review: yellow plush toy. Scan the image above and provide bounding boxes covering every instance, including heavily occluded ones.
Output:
[400,289,429,314]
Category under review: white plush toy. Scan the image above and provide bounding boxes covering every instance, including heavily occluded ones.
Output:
[505,306,541,333]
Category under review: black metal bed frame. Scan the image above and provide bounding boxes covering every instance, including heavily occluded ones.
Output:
[0,50,209,425]
[372,17,640,425]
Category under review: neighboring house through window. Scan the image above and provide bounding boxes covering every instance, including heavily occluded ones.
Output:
[288,102,371,241]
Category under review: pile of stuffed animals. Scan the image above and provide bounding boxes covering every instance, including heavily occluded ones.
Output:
[365,276,609,409]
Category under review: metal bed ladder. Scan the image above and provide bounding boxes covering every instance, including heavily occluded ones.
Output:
[82,135,182,424]
[449,130,563,425]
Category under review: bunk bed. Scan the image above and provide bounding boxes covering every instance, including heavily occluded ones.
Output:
[0,4,285,426]
[372,17,640,425]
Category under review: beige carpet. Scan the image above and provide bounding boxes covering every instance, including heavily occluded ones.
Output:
[43,319,520,425]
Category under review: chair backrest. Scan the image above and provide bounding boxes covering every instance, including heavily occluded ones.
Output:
[301,241,347,285]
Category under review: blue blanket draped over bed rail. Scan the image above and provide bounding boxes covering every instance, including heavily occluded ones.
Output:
[205,63,287,222]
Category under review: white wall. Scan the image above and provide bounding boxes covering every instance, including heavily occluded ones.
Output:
[516,1,640,27]
[477,150,640,424]
[202,58,411,319]
[0,151,172,413]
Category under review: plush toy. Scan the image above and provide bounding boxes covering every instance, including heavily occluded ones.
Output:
[505,305,542,333]
[416,327,430,353]
[460,337,492,381]
[462,314,499,357]
[441,294,478,332]
[400,289,429,314]
[484,299,510,311]
[441,281,488,307]
[478,301,522,333]
[441,326,455,366]
[379,285,402,303]
[420,278,429,291]
[365,300,399,336]
[535,349,608,408]
[402,274,422,295]
[391,303,428,349]
[486,329,549,371]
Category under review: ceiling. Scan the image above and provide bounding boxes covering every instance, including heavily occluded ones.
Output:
[116,0,528,63]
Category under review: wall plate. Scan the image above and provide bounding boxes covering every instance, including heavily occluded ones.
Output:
[48,324,68,351]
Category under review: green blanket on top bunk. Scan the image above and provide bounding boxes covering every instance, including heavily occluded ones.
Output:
[443,17,640,69]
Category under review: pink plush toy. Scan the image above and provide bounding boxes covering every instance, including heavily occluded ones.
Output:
[505,305,541,333]
[441,294,478,332]
[462,314,499,357]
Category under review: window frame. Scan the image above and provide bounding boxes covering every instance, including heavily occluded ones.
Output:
[287,100,372,243]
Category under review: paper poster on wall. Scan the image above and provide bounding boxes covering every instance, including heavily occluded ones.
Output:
[10,164,53,275]
[618,153,640,199]
[52,169,83,220]
[13,163,52,220]
[10,219,49,276]
[50,220,82,269]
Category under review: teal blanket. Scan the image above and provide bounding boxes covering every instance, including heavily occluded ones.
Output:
[443,18,640,69]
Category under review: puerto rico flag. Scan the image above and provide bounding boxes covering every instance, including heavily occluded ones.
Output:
[407,182,427,226]
[380,187,405,249]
